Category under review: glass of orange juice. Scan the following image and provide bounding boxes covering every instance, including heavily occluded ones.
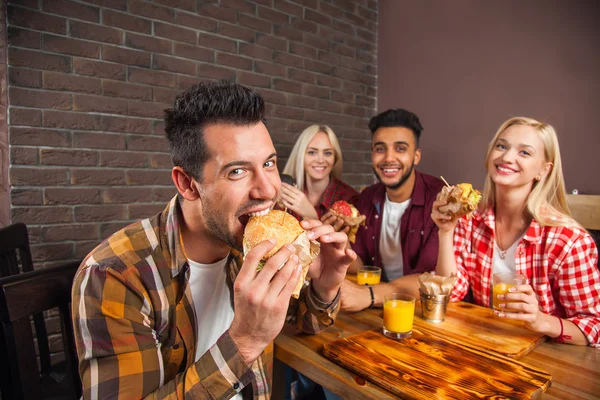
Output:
[383,293,415,339]
[357,266,381,285]
[492,273,527,312]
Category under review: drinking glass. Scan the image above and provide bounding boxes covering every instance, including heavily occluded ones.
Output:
[492,272,527,312]
[383,293,415,339]
[357,266,381,285]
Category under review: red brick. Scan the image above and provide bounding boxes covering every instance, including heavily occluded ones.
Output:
[355,95,375,108]
[149,153,171,169]
[274,52,303,68]
[332,19,354,36]
[8,6,66,34]
[287,68,316,84]
[358,73,376,86]
[7,27,40,48]
[153,54,196,75]
[103,187,152,204]
[128,67,175,88]
[318,51,341,66]
[270,105,303,120]
[343,104,368,118]
[102,9,151,34]
[103,80,151,100]
[197,33,237,53]
[176,13,217,32]
[42,0,99,22]
[221,0,255,14]
[255,34,287,52]
[100,221,131,239]
[152,87,179,104]
[239,43,272,61]
[289,95,317,110]
[126,32,172,54]
[11,188,43,206]
[303,84,329,99]
[43,110,102,130]
[31,243,74,262]
[127,135,168,152]
[75,240,101,259]
[10,166,67,186]
[238,14,271,34]
[173,43,214,62]
[332,43,355,58]
[126,170,171,185]
[153,120,166,135]
[258,89,287,106]
[84,0,127,11]
[75,205,126,222]
[319,1,345,20]
[331,89,354,104]
[217,23,255,42]
[102,115,153,134]
[238,72,270,88]
[290,42,317,59]
[128,100,166,118]
[102,45,151,67]
[10,87,71,109]
[366,86,376,97]
[43,34,100,58]
[197,4,237,24]
[71,169,125,185]
[317,99,343,114]
[304,34,328,51]
[41,149,98,166]
[70,21,123,45]
[130,0,175,23]
[154,0,195,12]
[44,188,101,205]
[43,72,101,94]
[9,127,70,147]
[10,147,39,165]
[128,203,166,220]
[217,53,252,70]
[196,63,236,81]
[74,94,128,114]
[154,22,196,45]
[258,6,289,24]
[42,224,99,241]
[153,187,176,202]
[273,78,302,94]
[99,151,148,168]
[254,60,286,78]
[73,132,126,150]
[8,0,38,9]
[73,59,126,80]
[10,108,42,126]
[9,48,70,72]
[274,0,302,16]
[9,67,41,88]
[176,74,201,89]
[341,80,365,95]
[11,205,72,224]
[316,74,342,89]
[274,25,302,42]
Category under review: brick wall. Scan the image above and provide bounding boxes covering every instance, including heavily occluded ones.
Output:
[1,1,9,227]
[4,0,378,266]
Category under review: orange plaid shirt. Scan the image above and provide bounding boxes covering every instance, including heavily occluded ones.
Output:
[72,196,339,399]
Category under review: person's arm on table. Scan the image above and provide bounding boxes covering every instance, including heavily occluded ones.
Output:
[340,275,422,312]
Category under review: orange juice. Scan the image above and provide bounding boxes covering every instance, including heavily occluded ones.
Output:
[493,283,522,312]
[357,270,381,285]
[384,299,415,333]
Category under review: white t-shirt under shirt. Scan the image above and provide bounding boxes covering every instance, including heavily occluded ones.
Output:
[187,255,243,400]
[379,196,411,281]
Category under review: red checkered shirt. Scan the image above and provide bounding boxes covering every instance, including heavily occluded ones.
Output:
[452,208,600,347]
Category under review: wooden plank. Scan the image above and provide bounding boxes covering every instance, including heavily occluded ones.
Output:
[566,194,600,230]
[414,302,546,359]
[323,328,552,400]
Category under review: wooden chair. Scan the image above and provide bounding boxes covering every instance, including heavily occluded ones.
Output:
[566,194,600,230]
[0,261,82,399]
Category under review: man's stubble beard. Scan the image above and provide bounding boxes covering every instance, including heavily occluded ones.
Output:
[373,162,415,190]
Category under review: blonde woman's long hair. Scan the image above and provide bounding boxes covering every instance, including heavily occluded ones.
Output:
[481,117,578,228]
[282,125,343,191]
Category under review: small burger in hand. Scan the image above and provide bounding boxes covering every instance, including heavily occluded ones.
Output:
[329,201,366,243]
[438,183,482,218]
[243,209,320,298]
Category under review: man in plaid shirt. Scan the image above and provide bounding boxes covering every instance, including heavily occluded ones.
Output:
[72,81,356,399]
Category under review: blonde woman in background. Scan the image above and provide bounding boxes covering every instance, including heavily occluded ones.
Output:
[432,117,600,347]
[281,124,358,220]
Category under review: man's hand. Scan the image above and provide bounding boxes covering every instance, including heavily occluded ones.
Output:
[279,183,318,220]
[229,238,301,366]
[300,219,356,303]
[340,279,372,312]
[320,210,351,234]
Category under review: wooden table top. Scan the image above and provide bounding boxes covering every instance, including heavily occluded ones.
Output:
[273,303,600,399]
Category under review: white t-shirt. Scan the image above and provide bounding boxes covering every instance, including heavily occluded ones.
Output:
[187,255,243,400]
[379,196,411,281]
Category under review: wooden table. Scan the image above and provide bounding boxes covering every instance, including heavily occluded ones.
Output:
[273,305,600,399]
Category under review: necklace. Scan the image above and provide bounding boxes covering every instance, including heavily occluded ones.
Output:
[497,244,508,260]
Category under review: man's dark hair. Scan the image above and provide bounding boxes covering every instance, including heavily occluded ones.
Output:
[368,109,423,147]
[164,80,265,180]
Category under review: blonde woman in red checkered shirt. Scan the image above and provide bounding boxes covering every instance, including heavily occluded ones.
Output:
[432,117,600,347]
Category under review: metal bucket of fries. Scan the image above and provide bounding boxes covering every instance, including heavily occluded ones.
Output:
[419,291,450,322]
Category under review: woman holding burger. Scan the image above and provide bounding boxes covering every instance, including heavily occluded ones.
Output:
[432,116,600,347]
